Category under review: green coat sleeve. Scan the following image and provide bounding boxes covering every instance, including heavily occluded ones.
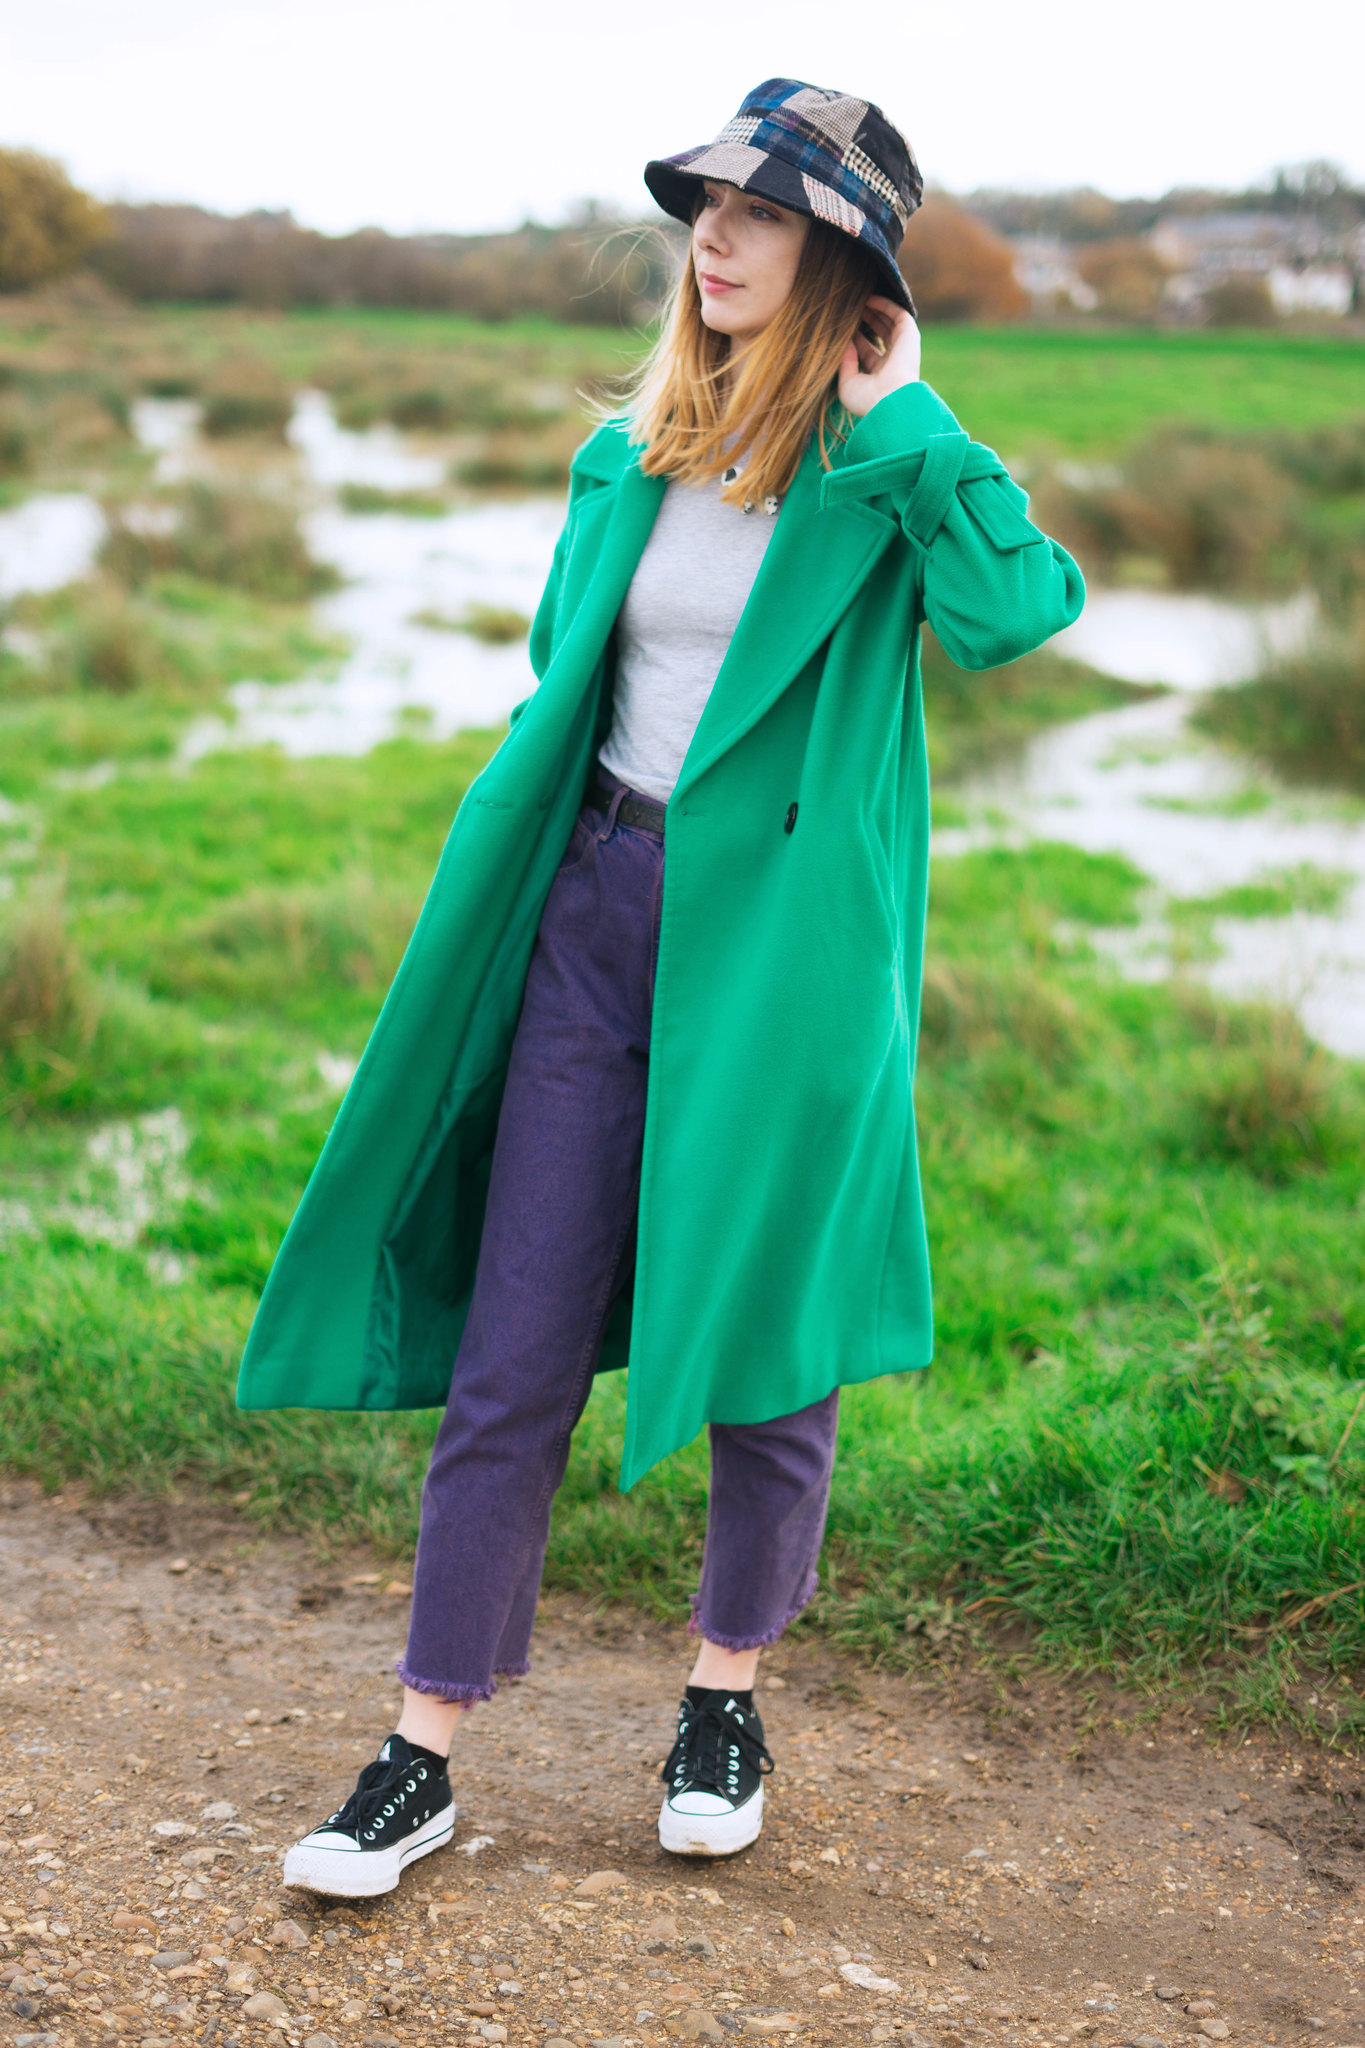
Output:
[821,380,1085,670]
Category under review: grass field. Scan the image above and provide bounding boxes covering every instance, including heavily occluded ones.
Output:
[3,305,1365,1729]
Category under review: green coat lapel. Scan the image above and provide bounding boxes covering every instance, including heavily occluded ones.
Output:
[674,434,899,801]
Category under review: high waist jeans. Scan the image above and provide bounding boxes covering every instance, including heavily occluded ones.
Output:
[398,767,839,1701]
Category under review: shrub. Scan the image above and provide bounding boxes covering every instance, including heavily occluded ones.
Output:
[898,196,1027,322]
[0,148,108,292]
[1075,236,1172,319]
[1204,275,1278,327]
[1038,429,1291,591]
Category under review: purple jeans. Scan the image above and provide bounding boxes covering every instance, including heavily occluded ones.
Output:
[398,767,839,1702]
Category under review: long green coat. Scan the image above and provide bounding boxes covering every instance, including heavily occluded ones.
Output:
[237,378,1084,1487]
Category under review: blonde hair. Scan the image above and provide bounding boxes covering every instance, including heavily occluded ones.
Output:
[621,208,882,507]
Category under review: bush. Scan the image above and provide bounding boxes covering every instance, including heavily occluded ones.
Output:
[1037,427,1296,592]
[1204,275,1278,327]
[898,195,1027,322]
[0,148,108,292]
[103,484,335,603]
[1075,236,1172,319]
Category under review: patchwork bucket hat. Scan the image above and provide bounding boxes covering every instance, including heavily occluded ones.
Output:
[644,78,923,316]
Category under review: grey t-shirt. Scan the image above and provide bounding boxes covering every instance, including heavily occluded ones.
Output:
[598,475,777,805]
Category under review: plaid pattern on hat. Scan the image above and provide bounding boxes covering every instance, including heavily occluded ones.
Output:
[644,78,922,314]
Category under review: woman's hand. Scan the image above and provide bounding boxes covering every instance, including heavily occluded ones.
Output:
[837,295,922,419]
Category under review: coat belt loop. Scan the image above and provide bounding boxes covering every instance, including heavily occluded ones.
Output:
[900,431,970,549]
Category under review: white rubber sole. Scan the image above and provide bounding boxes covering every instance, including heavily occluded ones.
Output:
[282,1801,456,1897]
[658,1783,764,1858]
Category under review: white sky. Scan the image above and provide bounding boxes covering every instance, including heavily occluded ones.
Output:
[1,0,1362,236]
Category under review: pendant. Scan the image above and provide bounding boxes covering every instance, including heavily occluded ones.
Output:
[742,499,755,514]
[722,465,738,486]
[763,495,779,516]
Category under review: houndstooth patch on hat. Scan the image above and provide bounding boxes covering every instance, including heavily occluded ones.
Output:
[644,78,922,314]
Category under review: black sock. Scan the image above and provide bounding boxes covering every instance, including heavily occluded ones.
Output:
[388,1733,449,1770]
[686,1685,755,1713]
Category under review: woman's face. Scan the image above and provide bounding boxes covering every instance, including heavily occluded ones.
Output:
[691,180,810,347]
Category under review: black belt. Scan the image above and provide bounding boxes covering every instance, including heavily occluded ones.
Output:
[586,779,667,837]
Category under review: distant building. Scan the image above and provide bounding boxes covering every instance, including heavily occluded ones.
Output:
[1007,235,1098,312]
[1150,210,1356,317]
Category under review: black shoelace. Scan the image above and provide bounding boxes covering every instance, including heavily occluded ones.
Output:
[663,1702,773,1799]
[327,1754,434,1841]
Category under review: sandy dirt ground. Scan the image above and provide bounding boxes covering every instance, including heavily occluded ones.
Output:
[3,1482,1365,2048]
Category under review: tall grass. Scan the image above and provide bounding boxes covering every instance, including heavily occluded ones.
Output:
[103,482,335,602]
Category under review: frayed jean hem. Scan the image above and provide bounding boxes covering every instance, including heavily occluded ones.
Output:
[394,1658,531,1704]
[686,1572,817,1651]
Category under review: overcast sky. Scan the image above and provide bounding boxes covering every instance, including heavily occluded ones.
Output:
[2,0,1361,236]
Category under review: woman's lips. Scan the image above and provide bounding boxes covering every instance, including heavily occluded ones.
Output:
[700,272,738,294]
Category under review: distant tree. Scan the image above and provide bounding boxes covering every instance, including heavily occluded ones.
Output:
[0,148,109,292]
[1076,236,1172,319]
[898,194,1027,321]
[1203,275,1277,327]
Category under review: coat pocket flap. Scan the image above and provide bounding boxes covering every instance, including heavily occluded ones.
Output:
[957,474,1043,552]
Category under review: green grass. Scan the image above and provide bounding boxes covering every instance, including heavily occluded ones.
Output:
[3,306,1365,1726]
[4,770,1365,1721]
[919,326,1365,459]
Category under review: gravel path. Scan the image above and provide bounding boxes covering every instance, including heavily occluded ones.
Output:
[2,1483,1364,2048]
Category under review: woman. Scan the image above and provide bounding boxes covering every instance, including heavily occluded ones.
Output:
[241,78,1084,1894]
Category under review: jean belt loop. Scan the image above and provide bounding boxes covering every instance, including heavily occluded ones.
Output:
[600,781,629,841]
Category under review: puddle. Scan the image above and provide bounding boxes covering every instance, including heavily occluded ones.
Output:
[944,592,1365,1056]
[288,388,446,491]
[183,494,560,757]
[130,397,202,482]
[1050,587,1316,690]
[0,493,106,599]
[1,1107,195,1278]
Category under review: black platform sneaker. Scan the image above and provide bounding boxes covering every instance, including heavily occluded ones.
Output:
[283,1733,455,1897]
[658,1688,773,1857]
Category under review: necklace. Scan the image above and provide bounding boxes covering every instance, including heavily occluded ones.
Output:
[721,465,780,517]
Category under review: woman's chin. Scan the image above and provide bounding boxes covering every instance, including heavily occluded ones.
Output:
[699,304,755,343]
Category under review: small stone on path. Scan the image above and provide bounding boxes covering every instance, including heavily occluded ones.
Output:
[675,2012,726,2042]
[1198,2024,1230,2041]
[574,1867,627,1895]
[304,2036,340,2048]
[270,1917,311,1948]
[243,1991,290,2020]
[840,1963,900,1993]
